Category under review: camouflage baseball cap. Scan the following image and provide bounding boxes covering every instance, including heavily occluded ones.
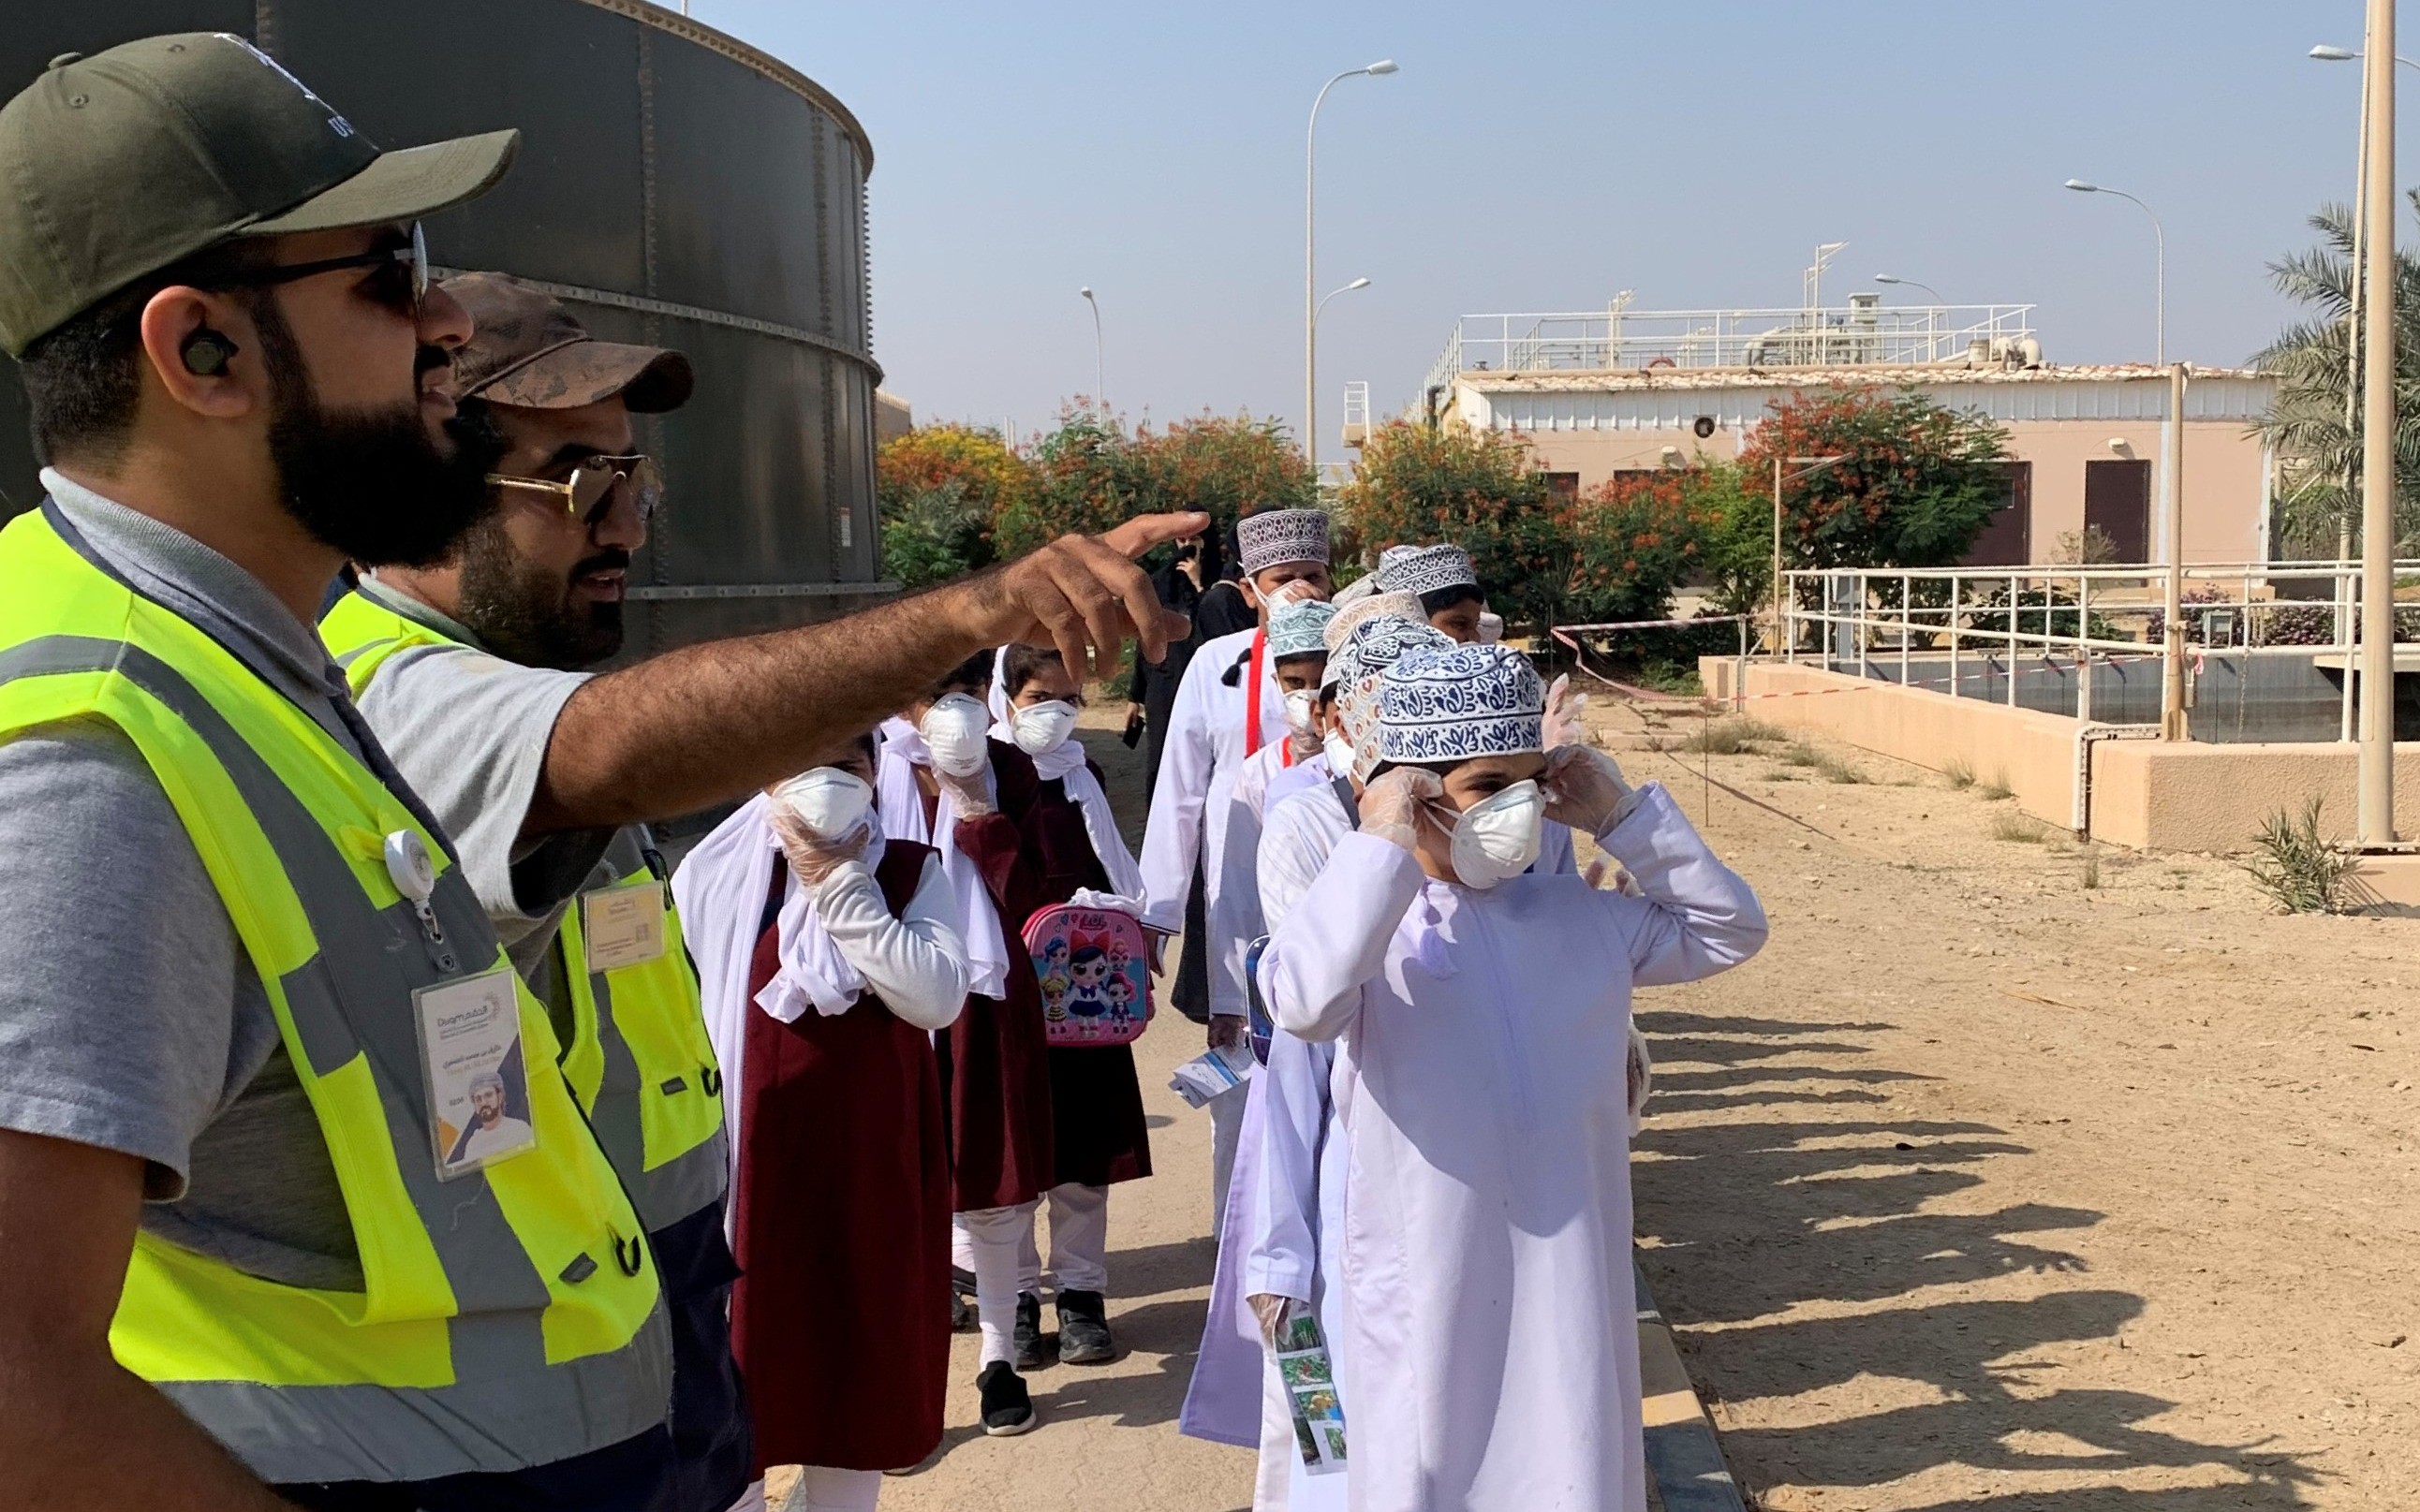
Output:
[443,272,693,414]
[0,33,517,357]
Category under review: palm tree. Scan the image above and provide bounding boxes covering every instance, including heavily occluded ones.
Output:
[2254,195,2420,558]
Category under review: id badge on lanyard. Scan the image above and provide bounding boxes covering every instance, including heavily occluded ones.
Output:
[583,883,668,973]
[388,829,539,1180]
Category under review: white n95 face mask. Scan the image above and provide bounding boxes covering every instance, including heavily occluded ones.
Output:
[1446,779,1545,889]
[1323,729,1355,776]
[1011,698,1080,756]
[1283,689,1319,737]
[919,692,992,777]
[775,768,873,841]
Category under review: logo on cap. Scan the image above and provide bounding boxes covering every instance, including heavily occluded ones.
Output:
[218,34,354,137]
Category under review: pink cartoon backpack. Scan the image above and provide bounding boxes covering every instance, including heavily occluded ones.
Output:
[1023,902,1154,1047]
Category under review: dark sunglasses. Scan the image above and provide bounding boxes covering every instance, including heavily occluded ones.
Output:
[488,454,663,525]
[211,221,428,319]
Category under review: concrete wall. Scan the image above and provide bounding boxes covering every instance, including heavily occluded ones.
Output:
[1701,656,2420,853]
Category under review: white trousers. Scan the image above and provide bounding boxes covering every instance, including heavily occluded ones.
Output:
[1018,1182,1110,1295]
[1210,1079,1249,1240]
[958,1203,1033,1367]
[953,1185,1113,1307]
[727,1466,883,1512]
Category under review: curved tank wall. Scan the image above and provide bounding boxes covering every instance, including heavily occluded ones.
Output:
[0,0,891,653]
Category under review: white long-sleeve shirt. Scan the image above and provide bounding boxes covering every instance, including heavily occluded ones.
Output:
[777,856,968,1031]
[1138,624,1287,1018]
[1254,783,1765,1511]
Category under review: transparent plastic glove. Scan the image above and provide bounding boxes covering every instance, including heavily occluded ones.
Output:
[1542,673,1591,750]
[1542,743,1633,833]
[1625,1025,1654,1135]
[1208,1013,1248,1052]
[1289,727,1322,761]
[1359,767,1445,852]
[1247,1292,1295,1347]
[769,806,871,889]
[1263,578,1324,610]
[934,758,996,820]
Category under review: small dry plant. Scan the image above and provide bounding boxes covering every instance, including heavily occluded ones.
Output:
[1990,810,2048,844]
[2243,799,2354,914]
[1976,770,2014,801]
[1681,716,1782,755]
[1942,757,1976,789]
[2082,848,2103,888]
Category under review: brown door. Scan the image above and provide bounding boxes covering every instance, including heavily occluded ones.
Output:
[2084,459,2151,563]
[1963,461,2033,565]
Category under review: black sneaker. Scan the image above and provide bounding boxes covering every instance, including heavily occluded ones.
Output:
[1012,1291,1050,1370]
[977,1360,1038,1436]
[950,1290,976,1332]
[1056,1289,1116,1365]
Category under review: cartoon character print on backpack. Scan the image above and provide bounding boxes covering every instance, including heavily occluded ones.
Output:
[1022,903,1154,1047]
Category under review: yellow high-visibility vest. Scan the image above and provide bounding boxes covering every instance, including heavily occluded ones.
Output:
[323,589,726,1233]
[0,506,668,1485]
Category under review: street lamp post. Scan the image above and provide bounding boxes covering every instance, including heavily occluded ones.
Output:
[2062,179,2165,366]
[1771,454,1848,653]
[1079,286,1104,411]
[1872,273,1946,304]
[2356,0,2400,844]
[1306,58,1396,473]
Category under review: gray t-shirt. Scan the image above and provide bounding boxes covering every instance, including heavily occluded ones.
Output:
[0,473,376,1289]
[343,575,612,994]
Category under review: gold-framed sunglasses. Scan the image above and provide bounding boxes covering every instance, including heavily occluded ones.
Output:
[487,454,662,524]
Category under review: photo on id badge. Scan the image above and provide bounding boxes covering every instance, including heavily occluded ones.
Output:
[417,969,539,1178]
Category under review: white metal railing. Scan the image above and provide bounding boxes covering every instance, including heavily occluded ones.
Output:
[1341,380,1369,433]
[1422,302,2038,398]
[1778,559,2420,738]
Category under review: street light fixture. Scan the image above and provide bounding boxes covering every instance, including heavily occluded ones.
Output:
[1872,273,1947,304]
[1770,454,1849,650]
[1306,59,1397,474]
[1315,275,1373,327]
[2063,179,2165,366]
[2310,43,2420,67]
[1078,286,1104,411]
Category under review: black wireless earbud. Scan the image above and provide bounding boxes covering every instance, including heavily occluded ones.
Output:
[181,329,238,376]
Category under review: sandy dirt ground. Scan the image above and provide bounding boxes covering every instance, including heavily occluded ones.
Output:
[798,690,2419,1512]
[1607,700,2420,1512]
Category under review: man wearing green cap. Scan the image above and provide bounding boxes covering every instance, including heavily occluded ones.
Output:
[0,33,685,1511]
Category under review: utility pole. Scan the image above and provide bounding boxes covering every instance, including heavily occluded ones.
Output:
[2359,0,2400,844]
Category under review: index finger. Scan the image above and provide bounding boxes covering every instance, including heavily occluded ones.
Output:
[1100,511,1211,559]
[1068,531,1188,668]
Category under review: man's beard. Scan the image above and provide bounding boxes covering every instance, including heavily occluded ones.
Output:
[455,520,630,671]
[252,296,501,568]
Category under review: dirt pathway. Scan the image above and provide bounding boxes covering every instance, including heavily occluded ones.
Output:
[1612,706,2418,1511]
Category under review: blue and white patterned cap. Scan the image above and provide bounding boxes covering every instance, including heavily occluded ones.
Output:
[1333,616,1454,779]
[1235,508,1332,576]
[1374,643,1546,766]
[1378,543,1478,598]
[1267,598,1337,660]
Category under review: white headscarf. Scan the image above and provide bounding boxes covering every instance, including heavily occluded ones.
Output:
[673,791,891,1225]
[985,648,1148,903]
[876,716,1011,999]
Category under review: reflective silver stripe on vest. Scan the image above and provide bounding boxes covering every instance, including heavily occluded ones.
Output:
[0,636,670,1483]
[577,832,727,1231]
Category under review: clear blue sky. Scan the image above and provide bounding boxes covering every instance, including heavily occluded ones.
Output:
[698,0,2406,448]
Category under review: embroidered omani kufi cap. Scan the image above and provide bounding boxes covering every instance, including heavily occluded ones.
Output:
[1378,543,1478,598]
[1374,643,1546,767]
[1333,616,1454,780]
[1320,591,1424,687]
[1234,508,1332,576]
[1267,598,1337,660]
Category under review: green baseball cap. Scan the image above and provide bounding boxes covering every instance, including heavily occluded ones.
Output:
[0,32,520,357]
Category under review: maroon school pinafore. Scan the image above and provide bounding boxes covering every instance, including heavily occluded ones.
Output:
[730,840,951,1474]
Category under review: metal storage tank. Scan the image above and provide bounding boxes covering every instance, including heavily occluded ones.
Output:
[0,0,893,653]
